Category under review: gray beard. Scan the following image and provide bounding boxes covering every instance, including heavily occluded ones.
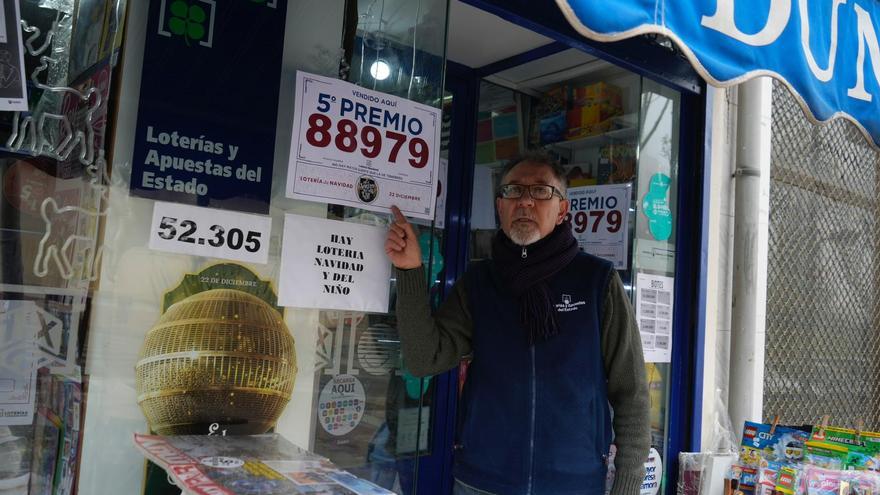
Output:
[507,224,541,246]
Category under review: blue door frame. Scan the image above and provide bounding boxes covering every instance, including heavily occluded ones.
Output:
[413,3,711,493]
[411,60,481,495]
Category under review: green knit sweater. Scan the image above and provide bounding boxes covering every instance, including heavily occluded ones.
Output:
[395,265,651,495]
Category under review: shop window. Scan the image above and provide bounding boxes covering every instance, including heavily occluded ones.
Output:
[1,1,449,494]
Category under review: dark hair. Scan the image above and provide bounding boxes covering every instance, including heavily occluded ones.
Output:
[499,149,568,196]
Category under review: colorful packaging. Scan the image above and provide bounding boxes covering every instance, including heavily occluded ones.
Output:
[844,469,880,494]
[811,426,880,452]
[804,467,843,495]
[847,450,880,471]
[539,85,568,115]
[564,109,617,139]
[775,465,800,495]
[570,81,623,109]
[538,111,566,144]
[803,466,880,495]
[563,81,624,140]
[740,421,809,468]
[805,441,848,470]
[757,462,783,495]
[808,426,880,471]
[736,465,759,494]
[598,142,637,184]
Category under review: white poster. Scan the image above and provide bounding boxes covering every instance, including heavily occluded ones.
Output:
[148,201,272,264]
[278,214,391,312]
[636,273,674,363]
[0,2,7,43]
[397,407,430,454]
[412,158,448,228]
[470,164,498,230]
[0,300,39,425]
[641,447,662,495]
[0,0,27,111]
[286,71,441,220]
[0,285,85,374]
[567,183,631,269]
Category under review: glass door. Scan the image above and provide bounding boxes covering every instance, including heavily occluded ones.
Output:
[465,52,683,493]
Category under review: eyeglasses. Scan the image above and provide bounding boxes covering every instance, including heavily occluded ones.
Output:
[497,183,564,200]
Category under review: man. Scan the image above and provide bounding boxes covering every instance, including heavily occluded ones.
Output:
[385,151,649,495]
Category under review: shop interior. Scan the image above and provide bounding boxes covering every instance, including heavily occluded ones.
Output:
[446,0,681,473]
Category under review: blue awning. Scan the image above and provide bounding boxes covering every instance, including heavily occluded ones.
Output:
[557,0,880,146]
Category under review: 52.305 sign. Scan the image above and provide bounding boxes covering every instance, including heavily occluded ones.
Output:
[148,202,272,264]
[286,71,441,221]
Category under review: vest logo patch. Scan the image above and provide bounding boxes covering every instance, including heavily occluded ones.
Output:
[555,294,585,313]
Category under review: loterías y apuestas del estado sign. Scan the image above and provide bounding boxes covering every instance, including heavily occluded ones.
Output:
[557,0,880,147]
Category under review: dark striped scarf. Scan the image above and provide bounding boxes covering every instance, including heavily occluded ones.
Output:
[491,222,579,345]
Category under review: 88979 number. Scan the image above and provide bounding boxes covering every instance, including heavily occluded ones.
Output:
[305,114,430,169]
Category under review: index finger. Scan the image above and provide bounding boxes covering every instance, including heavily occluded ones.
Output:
[391,205,408,225]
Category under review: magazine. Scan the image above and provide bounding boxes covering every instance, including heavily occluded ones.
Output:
[133,433,395,495]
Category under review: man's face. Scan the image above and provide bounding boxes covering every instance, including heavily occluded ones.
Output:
[496,161,570,246]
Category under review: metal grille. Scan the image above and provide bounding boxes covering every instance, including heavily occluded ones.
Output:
[764,79,880,429]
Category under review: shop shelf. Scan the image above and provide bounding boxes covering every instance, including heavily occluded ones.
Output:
[544,125,638,153]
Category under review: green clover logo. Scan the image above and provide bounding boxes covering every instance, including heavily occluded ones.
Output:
[168,0,206,44]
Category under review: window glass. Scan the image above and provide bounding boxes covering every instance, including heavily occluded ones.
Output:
[634,79,681,485]
[0,1,448,494]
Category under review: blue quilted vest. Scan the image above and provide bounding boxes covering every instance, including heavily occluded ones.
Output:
[455,252,614,495]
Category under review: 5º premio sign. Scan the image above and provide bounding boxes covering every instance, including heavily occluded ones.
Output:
[286,71,441,221]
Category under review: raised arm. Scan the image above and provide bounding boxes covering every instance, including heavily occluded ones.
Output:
[386,206,473,377]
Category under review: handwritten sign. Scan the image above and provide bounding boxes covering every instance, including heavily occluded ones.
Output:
[286,71,441,220]
[278,214,391,312]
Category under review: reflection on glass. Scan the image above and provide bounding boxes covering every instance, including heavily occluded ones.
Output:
[0,1,452,494]
[302,2,450,493]
[634,78,681,490]
[350,0,448,106]
[634,79,680,276]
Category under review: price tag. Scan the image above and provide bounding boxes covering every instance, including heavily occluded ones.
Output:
[636,272,674,363]
[566,183,631,269]
[148,202,271,264]
[286,71,440,220]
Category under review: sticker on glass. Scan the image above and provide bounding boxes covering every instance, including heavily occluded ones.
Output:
[318,374,365,436]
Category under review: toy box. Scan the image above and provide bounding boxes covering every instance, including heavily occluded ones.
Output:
[565,82,624,139]
[539,111,566,144]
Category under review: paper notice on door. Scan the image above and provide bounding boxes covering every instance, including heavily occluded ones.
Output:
[636,273,674,363]
[278,214,391,313]
[0,300,39,425]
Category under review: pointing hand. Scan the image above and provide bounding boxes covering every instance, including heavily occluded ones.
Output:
[385,205,422,269]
